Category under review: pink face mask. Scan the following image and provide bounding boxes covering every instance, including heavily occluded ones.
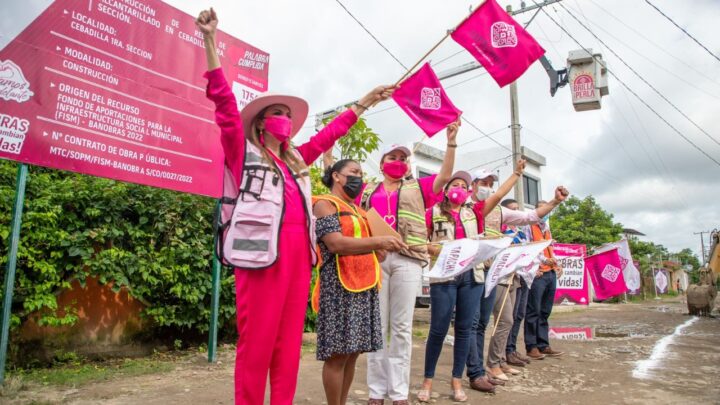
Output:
[263,116,292,143]
[382,161,408,179]
[447,187,469,205]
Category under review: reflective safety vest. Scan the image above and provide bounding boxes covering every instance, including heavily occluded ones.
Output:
[530,223,556,273]
[430,204,479,242]
[483,205,503,237]
[216,141,316,270]
[360,179,429,265]
[429,204,479,283]
[311,194,381,313]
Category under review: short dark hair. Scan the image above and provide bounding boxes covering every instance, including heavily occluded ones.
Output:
[501,199,518,208]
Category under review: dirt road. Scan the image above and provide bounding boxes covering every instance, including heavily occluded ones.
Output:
[7,297,720,404]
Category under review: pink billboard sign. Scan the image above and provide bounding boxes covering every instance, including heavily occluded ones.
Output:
[0,0,269,197]
[553,243,589,306]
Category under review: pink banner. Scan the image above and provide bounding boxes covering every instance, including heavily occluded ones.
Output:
[628,260,642,295]
[451,0,545,87]
[0,0,269,197]
[586,248,628,301]
[553,243,588,305]
[654,268,669,294]
[392,62,461,137]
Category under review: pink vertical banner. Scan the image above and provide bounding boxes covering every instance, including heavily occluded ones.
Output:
[586,248,628,301]
[553,243,589,305]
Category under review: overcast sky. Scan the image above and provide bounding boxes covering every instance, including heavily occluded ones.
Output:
[4,0,720,261]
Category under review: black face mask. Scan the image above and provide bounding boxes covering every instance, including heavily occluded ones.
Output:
[341,174,363,199]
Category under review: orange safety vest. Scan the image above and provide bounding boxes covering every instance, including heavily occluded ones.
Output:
[310,194,381,313]
[530,223,556,273]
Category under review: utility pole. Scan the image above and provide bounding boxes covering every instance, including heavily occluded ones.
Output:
[507,4,525,209]
[693,231,710,264]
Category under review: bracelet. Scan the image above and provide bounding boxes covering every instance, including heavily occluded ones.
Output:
[354,102,369,110]
[447,143,458,148]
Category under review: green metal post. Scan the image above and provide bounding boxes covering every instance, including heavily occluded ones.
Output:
[208,201,221,363]
[0,164,29,384]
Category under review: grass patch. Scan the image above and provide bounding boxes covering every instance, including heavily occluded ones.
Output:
[10,357,174,387]
[301,342,317,356]
[412,328,428,340]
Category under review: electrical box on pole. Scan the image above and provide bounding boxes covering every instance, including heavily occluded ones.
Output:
[567,48,609,111]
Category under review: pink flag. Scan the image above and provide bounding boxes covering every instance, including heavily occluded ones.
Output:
[451,0,545,87]
[392,63,462,137]
[585,248,628,301]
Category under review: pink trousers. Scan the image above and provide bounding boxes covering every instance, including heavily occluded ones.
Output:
[234,224,312,405]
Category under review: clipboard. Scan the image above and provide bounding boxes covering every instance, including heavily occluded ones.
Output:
[366,208,403,241]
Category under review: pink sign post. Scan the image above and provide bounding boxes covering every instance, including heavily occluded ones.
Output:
[0,0,269,197]
[553,243,589,305]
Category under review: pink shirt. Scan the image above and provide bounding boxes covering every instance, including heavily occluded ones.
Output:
[356,175,441,228]
[204,68,358,225]
[425,208,466,239]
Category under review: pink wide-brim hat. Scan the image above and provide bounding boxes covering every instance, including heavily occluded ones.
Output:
[240,93,309,139]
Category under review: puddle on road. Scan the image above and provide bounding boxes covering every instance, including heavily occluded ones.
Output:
[632,316,700,379]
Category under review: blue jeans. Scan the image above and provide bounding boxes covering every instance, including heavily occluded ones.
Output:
[423,271,482,379]
[506,278,529,354]
[465,277,496,379]
[524,271,557,351]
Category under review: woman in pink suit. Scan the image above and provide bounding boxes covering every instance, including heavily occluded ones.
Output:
[197,9,394,405]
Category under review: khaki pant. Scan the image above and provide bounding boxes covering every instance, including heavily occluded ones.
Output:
[487,284,516,368]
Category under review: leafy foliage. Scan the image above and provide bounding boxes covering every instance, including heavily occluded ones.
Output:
[0,161,236,335]
[549,196,624,248]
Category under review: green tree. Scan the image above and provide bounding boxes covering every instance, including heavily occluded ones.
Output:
[550,195,624,248]
[0,161,234,338]
[674,248,700,270]
[322,115,380,163]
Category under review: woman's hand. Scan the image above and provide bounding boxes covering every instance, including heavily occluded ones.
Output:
[375,249,388,263]
[446,119,461,144]
[196,8,218,38]
[374,236,407,252]
[513,158,527,176]
[352,85,397,115]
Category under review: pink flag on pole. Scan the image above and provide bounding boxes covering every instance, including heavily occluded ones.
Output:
[451,0,545,87]
[392,62,462,137]
[585,248,628,301]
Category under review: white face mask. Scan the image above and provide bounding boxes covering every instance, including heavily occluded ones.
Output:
[475,186,492,201]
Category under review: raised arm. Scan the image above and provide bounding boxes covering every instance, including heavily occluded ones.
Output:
[432,120,460,194]
[314,200,407,255]
[482,159,526,216]
[296,85,395,165]
[197,9,245,175]
[197,8,220,70]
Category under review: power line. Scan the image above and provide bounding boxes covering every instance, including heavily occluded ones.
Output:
[554,1,720,149]
[332,0,408,70]
[458,126,508,147]
[644,0,720,63]
[562,3,720,101]
[586,0,720,88]
[330,0,510,154]
[533,1,720,167]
